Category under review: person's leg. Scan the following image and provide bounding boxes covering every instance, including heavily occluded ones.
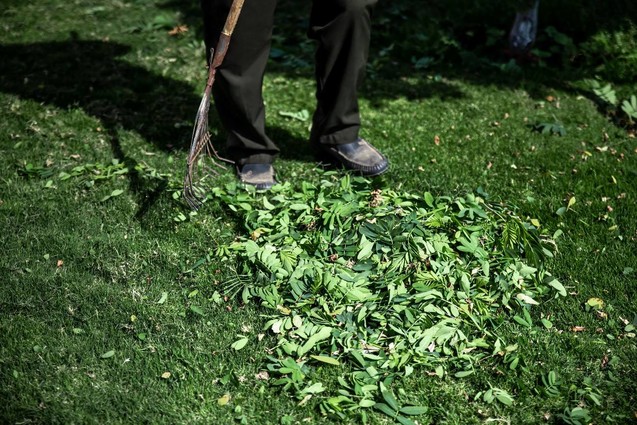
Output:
[201,0,279,166]
[308,0,377,146]
[308,0,388,176]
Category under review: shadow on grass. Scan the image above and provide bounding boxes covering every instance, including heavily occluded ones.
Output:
[0,36,212,153]
[0,36,309,216]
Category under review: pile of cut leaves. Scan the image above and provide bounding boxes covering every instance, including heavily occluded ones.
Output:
[210,172,564,423]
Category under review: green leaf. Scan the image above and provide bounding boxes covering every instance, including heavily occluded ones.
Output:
[494,390,514,406]
[297,326,332,357]
[289,203,309,211]
[357,234,374,260]
[399,406,429,416]
[278,109,310,122]
[586,297,604,309]
[100,350,115,359]
[513,315,531,327]
[454,370,474,378]
[157,292,168,304]
[548,278,567,296]
[435,365,444,378]
[516,293,539,305]
[509,356,519,370]
[396,416,418,425]
[231,337,249,351]
[373,402,397,417]
[379,382,399,411]
[263,197,276,210]
[310,355,340,366]
[424,192,434,207]
[359,399,376,408]
[189,305,205,316]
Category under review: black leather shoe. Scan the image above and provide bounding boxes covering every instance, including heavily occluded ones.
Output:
[315,139,389,177]
[236,163,277,190]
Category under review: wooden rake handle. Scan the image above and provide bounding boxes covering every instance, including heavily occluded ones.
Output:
[222,0,245,36]
[210,0,245,70]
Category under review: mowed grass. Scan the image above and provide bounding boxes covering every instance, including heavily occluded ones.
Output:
[1,0,636,424]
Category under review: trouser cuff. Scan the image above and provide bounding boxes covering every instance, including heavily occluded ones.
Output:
[234,152,277,166]
[313,126,360,146]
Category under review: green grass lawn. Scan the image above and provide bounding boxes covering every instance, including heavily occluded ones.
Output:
[1,1,636,424]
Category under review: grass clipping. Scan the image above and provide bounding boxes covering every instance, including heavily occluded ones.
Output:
[212,172,563,421]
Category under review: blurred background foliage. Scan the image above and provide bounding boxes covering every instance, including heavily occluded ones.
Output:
[261,0,637,83]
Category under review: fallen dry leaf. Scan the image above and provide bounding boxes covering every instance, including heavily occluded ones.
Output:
[298,394,312,407]
[161,371,171,379]
[572,326,586,332]
[57,260,64,268]
[434,135,441,145]
[255,371,269,380]
[596,311,608,320]
[168,25,188,36]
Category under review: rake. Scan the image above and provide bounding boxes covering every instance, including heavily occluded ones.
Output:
[183,0,245,209]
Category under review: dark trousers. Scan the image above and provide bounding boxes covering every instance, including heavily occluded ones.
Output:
[201,0,377,165]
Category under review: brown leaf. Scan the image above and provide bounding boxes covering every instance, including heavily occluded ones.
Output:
[434,135,441,145]
[255,371,269,380]
[571,326,586,332]
[600,354,609,369]
[56,259,64,268]
[168,25,189,36]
